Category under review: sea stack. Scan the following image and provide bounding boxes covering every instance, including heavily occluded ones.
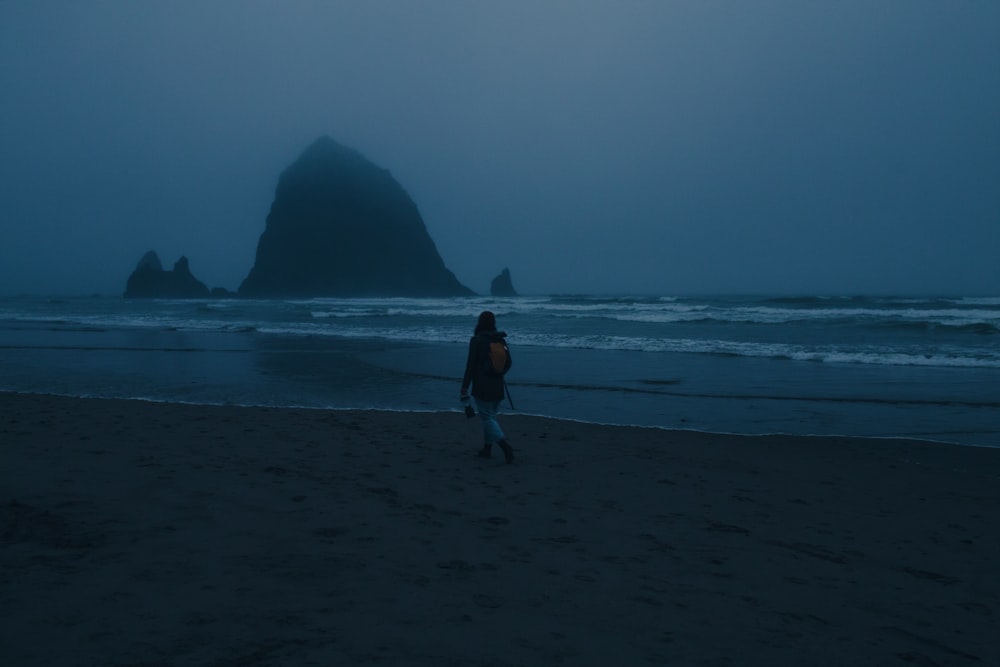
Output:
[124,251,210,298]
[490,267,518,297]
[238,136,473,298]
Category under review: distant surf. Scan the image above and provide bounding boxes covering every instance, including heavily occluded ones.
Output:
[1,294,997,446]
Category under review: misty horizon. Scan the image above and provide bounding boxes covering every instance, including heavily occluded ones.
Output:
[2,2,998,298]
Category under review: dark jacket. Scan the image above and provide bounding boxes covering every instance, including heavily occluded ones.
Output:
[461,330,510,401]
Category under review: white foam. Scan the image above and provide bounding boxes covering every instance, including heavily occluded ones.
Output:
[4,295,997,370]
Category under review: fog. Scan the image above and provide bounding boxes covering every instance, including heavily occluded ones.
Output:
[2,1,998,296]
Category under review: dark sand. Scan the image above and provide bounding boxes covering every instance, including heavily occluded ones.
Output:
[2,392,998,666]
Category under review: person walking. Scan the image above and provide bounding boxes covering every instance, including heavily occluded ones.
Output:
[460,310,514,463]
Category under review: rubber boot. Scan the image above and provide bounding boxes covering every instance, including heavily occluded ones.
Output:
[498,439,514,464]
[477,443,492,459]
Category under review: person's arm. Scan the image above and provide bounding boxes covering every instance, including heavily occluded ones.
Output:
[460,337,476,397]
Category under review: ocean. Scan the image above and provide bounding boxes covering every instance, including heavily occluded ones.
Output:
[1,294,997,447]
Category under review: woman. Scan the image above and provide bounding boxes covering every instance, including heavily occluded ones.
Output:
[460,310,514,463]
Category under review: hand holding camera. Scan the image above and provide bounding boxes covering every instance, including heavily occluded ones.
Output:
[461,394,475,418]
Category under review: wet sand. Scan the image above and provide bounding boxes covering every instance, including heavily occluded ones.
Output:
[2,391,998,666]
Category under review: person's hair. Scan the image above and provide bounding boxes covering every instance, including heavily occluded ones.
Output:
[475,310,496,334]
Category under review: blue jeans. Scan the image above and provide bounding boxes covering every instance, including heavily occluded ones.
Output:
[474,398,505,445]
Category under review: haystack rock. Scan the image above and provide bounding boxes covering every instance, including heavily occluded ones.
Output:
[124,251,210,298]
[490,267,518,297]
[238,136,473,297]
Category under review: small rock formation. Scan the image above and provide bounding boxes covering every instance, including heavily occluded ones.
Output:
[124,251,210,298]
[490,267,518,297]
[239,136,473,298]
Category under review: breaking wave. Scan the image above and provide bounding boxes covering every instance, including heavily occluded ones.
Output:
[2,293,998,369]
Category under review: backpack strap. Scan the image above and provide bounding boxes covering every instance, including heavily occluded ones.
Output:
[504,379,516,410]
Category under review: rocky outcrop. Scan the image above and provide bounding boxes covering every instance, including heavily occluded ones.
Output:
[239,136,473,298]
[490,267,518,297]
[124,251,210,298]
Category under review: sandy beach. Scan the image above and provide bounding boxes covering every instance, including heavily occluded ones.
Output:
[2,391,998,666]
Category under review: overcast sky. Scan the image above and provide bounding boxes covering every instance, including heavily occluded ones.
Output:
[2,1,998,296]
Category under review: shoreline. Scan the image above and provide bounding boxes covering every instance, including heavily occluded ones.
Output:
[4,388,996,452]
[3,391,999,665]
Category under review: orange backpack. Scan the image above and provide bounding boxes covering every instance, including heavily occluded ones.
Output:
[486,340,511,375]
